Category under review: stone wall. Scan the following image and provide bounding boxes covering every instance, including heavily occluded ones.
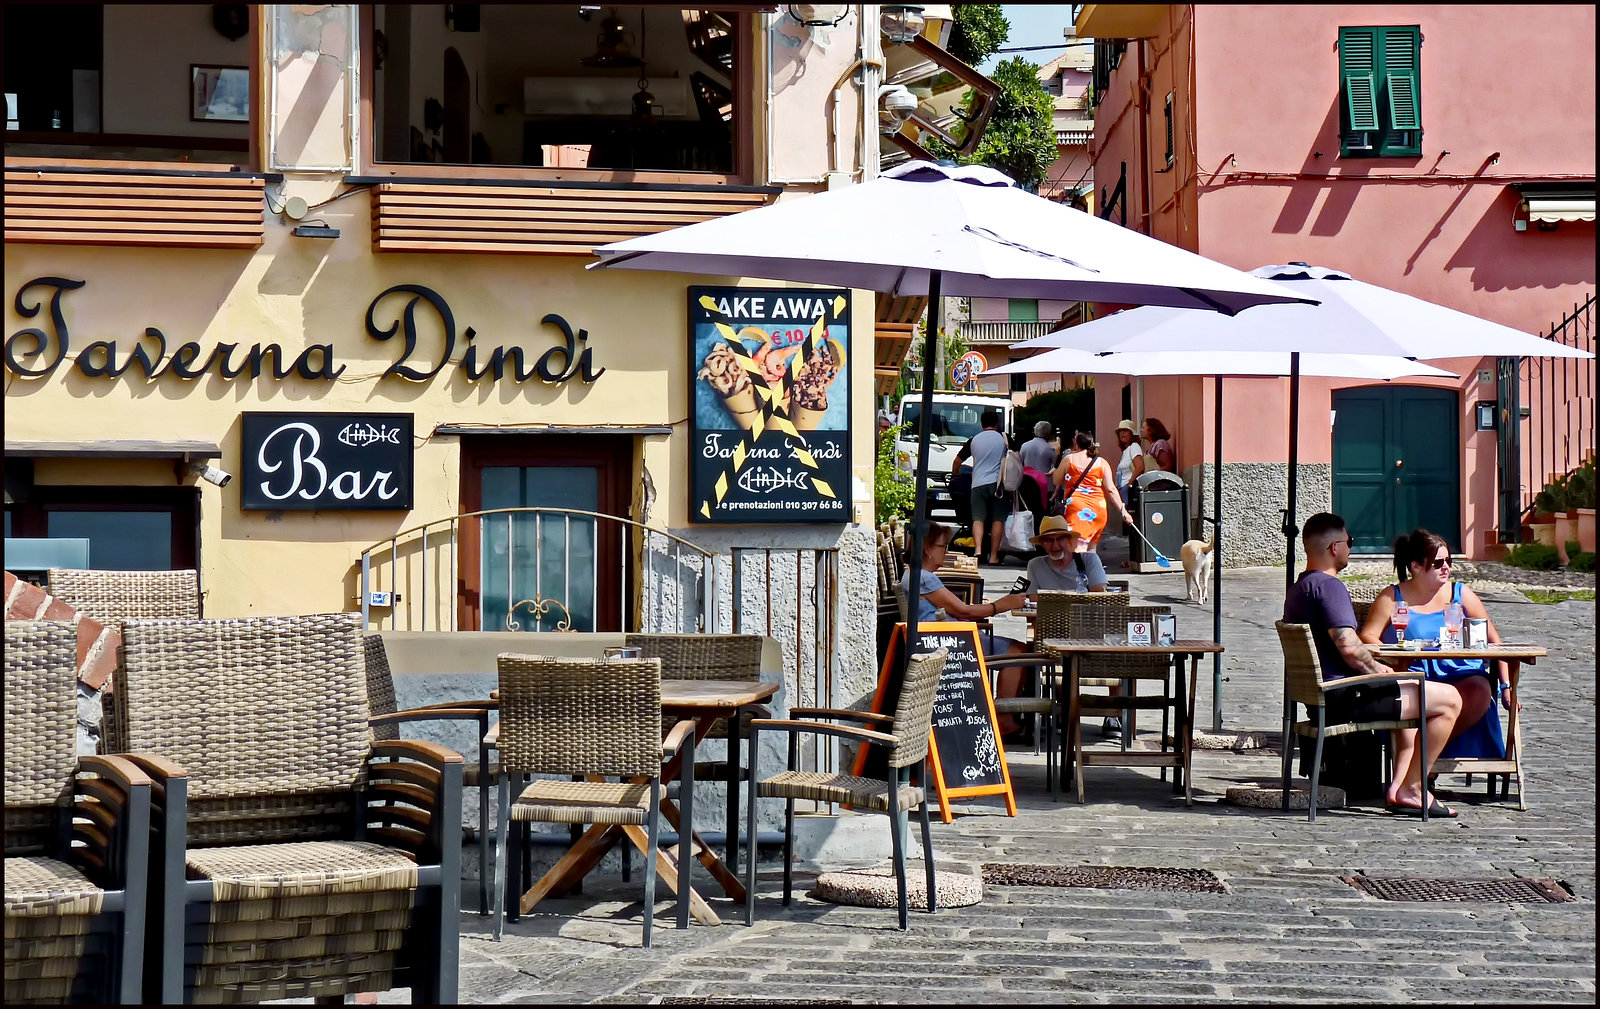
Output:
[1184,462,1332,569]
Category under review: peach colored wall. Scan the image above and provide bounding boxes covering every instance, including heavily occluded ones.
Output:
[1085,5,1596,555]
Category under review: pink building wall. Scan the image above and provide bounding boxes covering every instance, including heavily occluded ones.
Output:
[1084,5,1595,557]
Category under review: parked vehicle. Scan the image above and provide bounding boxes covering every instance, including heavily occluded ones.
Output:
[894,391,1016,522]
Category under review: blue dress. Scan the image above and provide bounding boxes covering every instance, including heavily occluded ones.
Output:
[1379,583,1506,760]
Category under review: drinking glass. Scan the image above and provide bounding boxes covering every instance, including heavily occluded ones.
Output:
[1391,599,1410,646]
[1443,603,1464,648]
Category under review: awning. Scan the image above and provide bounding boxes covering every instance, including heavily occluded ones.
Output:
[1518,184,1596,223]
[431,424,672,436]
[4,440,221,460]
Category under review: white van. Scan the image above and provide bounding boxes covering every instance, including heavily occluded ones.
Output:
[893,391,1016,519]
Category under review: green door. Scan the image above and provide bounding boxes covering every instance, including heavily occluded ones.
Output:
[1332,386,1460,553]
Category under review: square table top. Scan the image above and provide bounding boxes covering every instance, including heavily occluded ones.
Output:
[1373,643,1546,662]
[661,679,780,709]
[1042,638,1226,656]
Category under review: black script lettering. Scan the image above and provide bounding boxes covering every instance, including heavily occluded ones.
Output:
[126,328,167,379]
[293,344,344,380]
[76,341,120,378]
[577,328,606,382]
[240,344,291,380]
[166,342,207,379]
[534,314,579,383]
[366,284,456,382]
[74,329,165,379]
[205,343,245,378]
[5,277,80,377]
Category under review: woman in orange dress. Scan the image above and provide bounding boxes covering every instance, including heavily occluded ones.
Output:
[1051,431,1134,551]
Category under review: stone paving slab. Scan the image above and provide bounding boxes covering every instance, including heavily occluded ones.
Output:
[346,563,1595,1005]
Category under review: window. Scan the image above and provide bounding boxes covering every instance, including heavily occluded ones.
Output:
[367,6,746,178]
[1339,26,1422,158]
[3,4,255,167]
[4,486,198,571]
[1008,300,1039,323]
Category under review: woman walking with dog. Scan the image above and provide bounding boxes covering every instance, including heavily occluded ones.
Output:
[1050,431,1135,554]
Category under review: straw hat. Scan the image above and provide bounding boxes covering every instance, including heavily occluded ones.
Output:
[1030,515,1080,545]
[1115,419,1137,434]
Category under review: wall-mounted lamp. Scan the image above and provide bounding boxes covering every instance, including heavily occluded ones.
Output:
[293,224,340,239]
[878,84,918,135]
[787,4,849,28]
[880,4,926,44]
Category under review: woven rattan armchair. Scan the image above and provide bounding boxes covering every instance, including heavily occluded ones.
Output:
[1033,591,1129,785]
[1066,604,1174,802]
[625,633,765,874]
[46,567,201,755]
[117,613,463,1003]
[1276,621,1429,822]
[744,647,948,931]
[492,654,696,947]
[5,620,152,1005]
[365,635,499,915]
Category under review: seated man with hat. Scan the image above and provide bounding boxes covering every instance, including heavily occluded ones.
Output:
[1023,515,1110,594]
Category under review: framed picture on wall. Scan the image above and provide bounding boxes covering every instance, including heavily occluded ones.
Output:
[191,64,249,122]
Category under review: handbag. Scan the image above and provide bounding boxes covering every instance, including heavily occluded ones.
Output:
[1053,449,1099,515]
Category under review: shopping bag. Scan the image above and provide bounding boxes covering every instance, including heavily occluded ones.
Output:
[1002,505,1035,554]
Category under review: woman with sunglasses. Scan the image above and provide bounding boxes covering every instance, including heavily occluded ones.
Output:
[1360,529,1513,773]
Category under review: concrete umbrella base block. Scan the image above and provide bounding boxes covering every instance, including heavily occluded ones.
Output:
[809,862,984,910]
[1225,784,1346,810]
[1191,730,1274,751]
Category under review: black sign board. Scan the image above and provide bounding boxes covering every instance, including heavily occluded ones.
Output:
[688,286,851,524]
[853,622,1017,822]
[240,412,414,510]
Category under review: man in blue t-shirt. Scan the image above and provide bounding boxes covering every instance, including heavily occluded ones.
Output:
[1283,512,1464,818]
[952,410,1010,565]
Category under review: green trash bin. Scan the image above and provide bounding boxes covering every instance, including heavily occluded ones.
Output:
[1134,470,1188,567]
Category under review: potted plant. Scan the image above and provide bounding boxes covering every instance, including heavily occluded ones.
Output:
[1529,476,1566,551]
[1569,456,1596,553]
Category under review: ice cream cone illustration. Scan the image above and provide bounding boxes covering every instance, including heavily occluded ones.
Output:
[723,384,762,430]
[699,339,765,430]
[790,337,846,431]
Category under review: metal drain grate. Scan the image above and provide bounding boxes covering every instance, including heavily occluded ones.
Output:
[1345,876,1575,903]
[660,1000,858,1005]
[981,864,1228,893]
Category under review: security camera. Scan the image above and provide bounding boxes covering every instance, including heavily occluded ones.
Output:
[878,84,919,134]
[189,462,233,488]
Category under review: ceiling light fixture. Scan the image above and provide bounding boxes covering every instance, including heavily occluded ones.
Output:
[580,8,643,68]
[787,5,849,28]
[880,4,926,44]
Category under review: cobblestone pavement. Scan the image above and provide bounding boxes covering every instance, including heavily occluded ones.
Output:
[432,553,1594,1005]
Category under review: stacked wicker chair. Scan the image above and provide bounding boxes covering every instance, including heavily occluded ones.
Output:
[5,620,152,1004]
[745,646,948,931]
[46,567,200,755]
[1064,604,1175,803]
[364,635,499,915]
[1033,590,1129,788]
[492,654,696,947]
[116,613,462,1003]
[1277,621,1427,822]
[625,633,765,873]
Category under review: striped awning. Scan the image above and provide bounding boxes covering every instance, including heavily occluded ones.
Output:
[1518,184,1595,223]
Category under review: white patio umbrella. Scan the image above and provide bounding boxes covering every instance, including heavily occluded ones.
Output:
[1021,264,1596,590]
[592,162,1315,654]
[985,348,1457,730]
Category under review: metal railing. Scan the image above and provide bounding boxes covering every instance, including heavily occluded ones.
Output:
[1517,295,1596,520]
[357,507,717,634]
[962,320,1061,344]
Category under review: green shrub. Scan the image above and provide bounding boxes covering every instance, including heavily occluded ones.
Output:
[1570,551,1596,573]
[875,424,916,526]
[1013,387,1096,450]
[1566,540,1583,557]
[1504,543,1560,570]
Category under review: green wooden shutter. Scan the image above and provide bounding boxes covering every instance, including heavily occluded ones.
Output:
[1339,28,1381,132]
[1381,26,1421,130]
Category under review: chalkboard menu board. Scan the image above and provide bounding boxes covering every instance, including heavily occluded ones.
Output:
[240,412,414,510]
[687,286,851,524]
[854,622,1017,823]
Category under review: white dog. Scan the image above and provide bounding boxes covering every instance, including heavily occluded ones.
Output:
[1181,535,1215,606]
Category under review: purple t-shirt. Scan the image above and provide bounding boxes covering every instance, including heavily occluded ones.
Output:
[1283,570,1359,681]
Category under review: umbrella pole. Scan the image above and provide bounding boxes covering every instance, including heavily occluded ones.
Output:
[902,270,943,662]
[1212,374,1224,732]
[1283,351,1302,593]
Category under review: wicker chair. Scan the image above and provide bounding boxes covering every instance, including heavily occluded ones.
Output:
[46,567,201,755]
[1276,621,1428,822]
[4,621,152,1005]
[117,613,463,1003]
[1065,604,1174,803]
[1033,591,1129,782]
[492,654,697,947]
[365,635,499,915]
[625,633,765,874]
[745,647,948,931]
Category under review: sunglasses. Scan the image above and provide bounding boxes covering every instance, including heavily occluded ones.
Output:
[1422,556,1451,570]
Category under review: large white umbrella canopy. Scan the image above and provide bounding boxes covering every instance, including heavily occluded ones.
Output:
[592,163,1315,315]
[984,348,1456,380]
[1009,262,1594,595]
[592,162,1318,660]
[985,345,1456,730]
[1016,264,1595,360]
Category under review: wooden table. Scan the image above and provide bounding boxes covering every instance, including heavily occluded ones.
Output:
[1373,643,1545,809]
[490,678,780,927]
[1041,639,1225,805]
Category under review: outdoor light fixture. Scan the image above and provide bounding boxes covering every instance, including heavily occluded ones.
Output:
[580,9,643,68]
[880,4,926,44]
[878,84,919,134]
[787,5,849,28]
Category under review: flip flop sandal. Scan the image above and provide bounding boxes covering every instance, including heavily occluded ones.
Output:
[1386,799,1458,818]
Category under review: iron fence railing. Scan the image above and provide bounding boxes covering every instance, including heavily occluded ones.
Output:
[1516,295,1596,522]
